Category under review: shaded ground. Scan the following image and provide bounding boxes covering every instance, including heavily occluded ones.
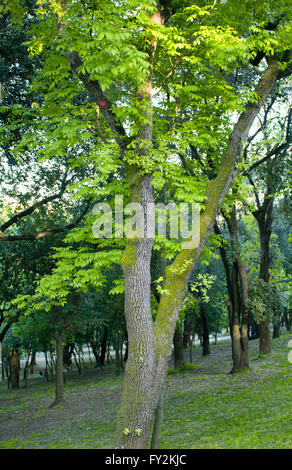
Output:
[0,334,291,449]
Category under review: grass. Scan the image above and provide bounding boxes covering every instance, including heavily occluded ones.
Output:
[0,333,291,449]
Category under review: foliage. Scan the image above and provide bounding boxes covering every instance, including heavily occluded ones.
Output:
[247,276,284,324]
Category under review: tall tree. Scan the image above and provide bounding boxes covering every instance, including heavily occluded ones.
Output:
[9,0,291,448]
[244,97,291,353]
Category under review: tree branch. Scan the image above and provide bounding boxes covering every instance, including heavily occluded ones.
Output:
[67,51,127,152]
[243,141,290,176]
[155,59,280,337]
[0,171,69,233]
[247,174,261,209]
[0,199,92,242]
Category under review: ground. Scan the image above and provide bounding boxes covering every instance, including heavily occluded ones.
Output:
[0,333,291,449]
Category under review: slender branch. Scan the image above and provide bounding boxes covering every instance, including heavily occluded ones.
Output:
[243,141,290,176]
[0,171,69,233]
[247,174,261,209]
[274,278,292,284]
[0,199,92,242]
[67,51,127,152]
[0,312,20,342]
[178,152,196,177]
[155,59,280,333]
[152,59,180,97]
[243,106,291,176]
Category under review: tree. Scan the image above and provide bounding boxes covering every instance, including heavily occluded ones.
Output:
[8,0,291,448]
[243,94,291,353]
[224,206,249,372]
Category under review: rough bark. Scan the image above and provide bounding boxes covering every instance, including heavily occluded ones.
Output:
[28,351,36,374]
[229,258,249,373]
[114,331,122,376]
[72,347,82,374]
[284,309,292,332]
[63,343,74,368]
[114,8,165,448]
[89,338,100,367]
[50,329,65,407]
[237,256,249,370]
[225,208,249,373]
[150,387,165,450]
[273,322,281,339]
[23,350,31,387]
[100,327,108,367]
[115,171,156,448]
[173,327,185,368]
[200,303,210,356]
[11,349,20,389]
[214,221,233,303]
[253,196,273,354]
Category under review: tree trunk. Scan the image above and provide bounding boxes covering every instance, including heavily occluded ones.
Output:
[23,350,31,387]
[48,351,56,378]
[115,169,157,448]
[273,322,281,339]
[150,386,165,449]
[183,331,189,349]
[226,207,249,373]
[284,309,292,332]
[200,303,210,356]
[115,331,122,376]
[0,341,2,382]
[214,222,234,340]
[249,318,259,339]
[90,339,100,367]
[29,351,36,374]
[100,327,108,367]
[173,327,185,368]
[254,196,273,355]
[11,349,20,389]
[238,259,249,371]
[188,336,193,363]
[87,344,92,365]
[50,329,65,407]
[259,320,271,354]
[63,343,74,368]
[230,261,243,373]
[227,301,233,339]
[72,347,82,374]
[183,313,194,363]
[123,333,129,362]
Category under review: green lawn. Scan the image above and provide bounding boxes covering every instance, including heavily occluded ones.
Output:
[0,333,291,449]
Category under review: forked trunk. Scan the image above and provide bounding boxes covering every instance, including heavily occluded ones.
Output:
[226,208,249,374]
[114,58,279,448]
